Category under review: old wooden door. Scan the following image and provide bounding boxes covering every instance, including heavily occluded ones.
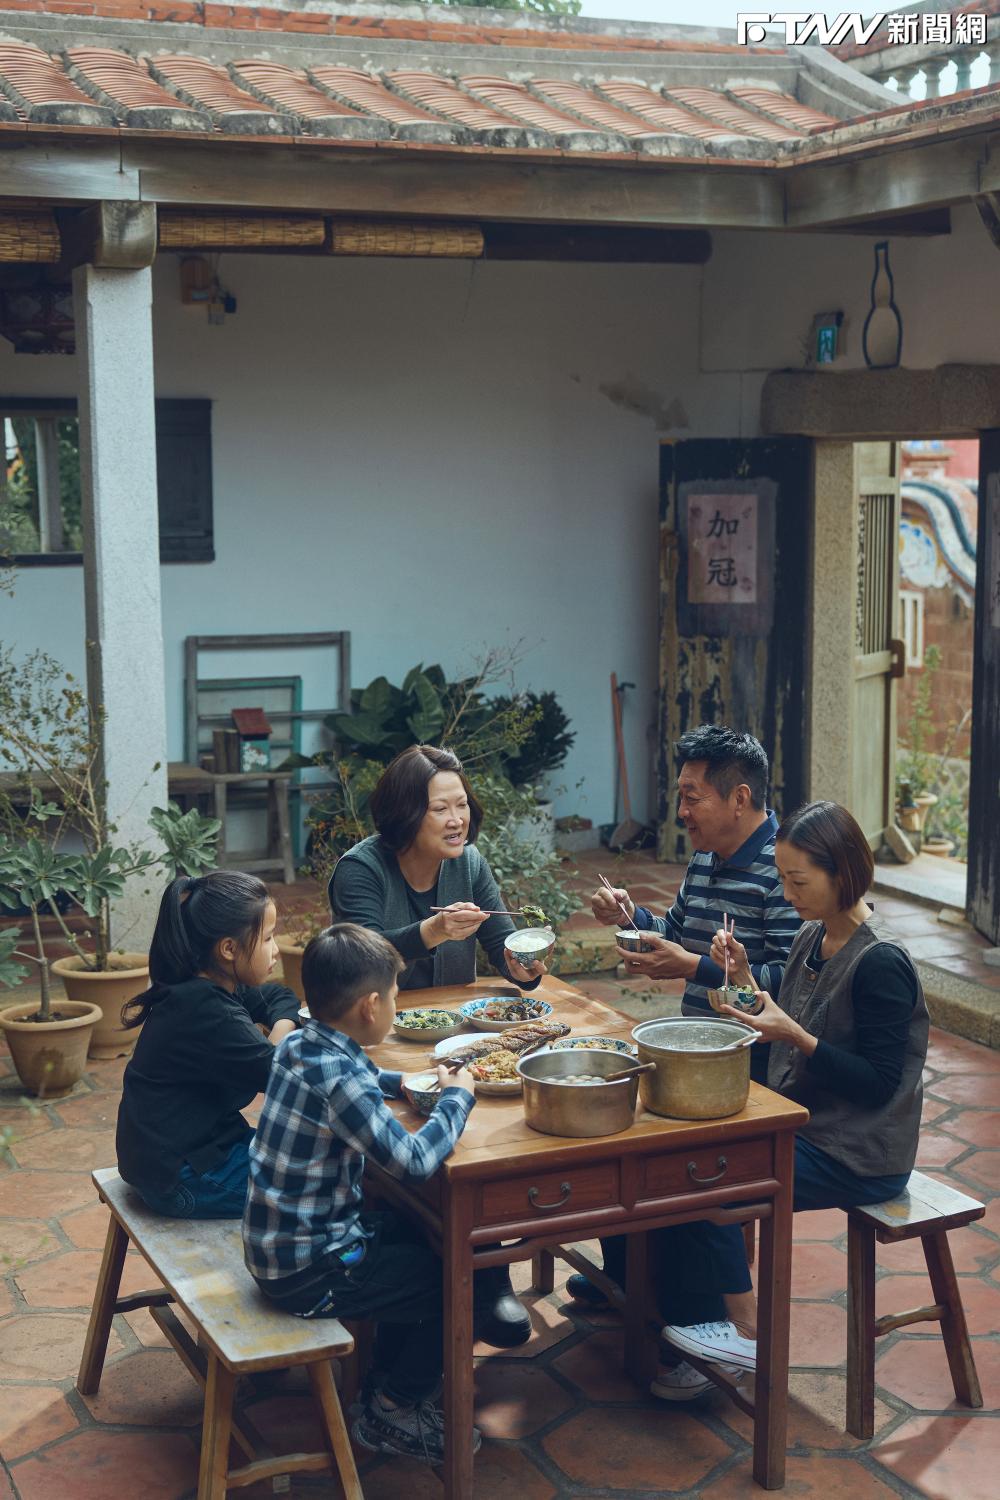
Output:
[658,438,812,862]
[968,430,1000,942]
[852,442,904,845]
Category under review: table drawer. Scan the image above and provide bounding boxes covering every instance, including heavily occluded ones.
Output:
[479,1163,621,1226]
[638,1138,773,1200]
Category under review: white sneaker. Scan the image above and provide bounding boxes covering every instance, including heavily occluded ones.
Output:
[650,1357,746,1401]
[660,1320,757,1372]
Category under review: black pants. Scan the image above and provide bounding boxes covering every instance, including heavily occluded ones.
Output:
[259,1210,446,1405]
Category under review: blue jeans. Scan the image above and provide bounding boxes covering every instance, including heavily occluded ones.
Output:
[602,1136,910,1324]
[138,1137,251,1219]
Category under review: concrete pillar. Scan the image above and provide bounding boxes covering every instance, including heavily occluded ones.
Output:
[73,261,168,952]
[807,440,857,807]
[923,60,949,99]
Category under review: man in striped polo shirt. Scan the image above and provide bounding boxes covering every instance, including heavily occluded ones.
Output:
[567,726,801,1321]
[595,724,800,1025]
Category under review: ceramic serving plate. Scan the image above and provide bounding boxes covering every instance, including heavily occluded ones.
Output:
[392,1008,466,1043]
[550,1035,637,1057]
[458,996,554,1032]
[432,1032,483,1059]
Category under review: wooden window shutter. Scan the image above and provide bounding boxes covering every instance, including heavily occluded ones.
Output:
[155,398,214,563]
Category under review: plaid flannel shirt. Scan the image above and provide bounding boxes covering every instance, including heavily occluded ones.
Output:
[243,1019,474,1281]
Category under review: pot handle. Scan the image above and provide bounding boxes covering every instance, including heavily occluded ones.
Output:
[687,1155,728,1184]
[528,1181,572,1210]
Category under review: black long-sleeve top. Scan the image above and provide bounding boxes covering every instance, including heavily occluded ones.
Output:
[116,978,299,1196]
[802,930,918,1108]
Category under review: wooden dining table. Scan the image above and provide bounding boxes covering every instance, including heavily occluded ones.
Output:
[366,973,808,1495]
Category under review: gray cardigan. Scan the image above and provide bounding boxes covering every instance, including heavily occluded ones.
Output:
[330,834,533,990]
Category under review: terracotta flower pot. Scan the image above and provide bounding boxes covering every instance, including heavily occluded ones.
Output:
[0,998,103,1098]
[50,953,149,1060]
[276,935,306,1003]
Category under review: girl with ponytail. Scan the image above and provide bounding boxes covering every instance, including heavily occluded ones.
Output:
[116,870,299,1218]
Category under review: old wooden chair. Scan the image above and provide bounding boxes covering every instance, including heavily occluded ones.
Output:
[846,1169,985,1438]
[78,1167,362,1500]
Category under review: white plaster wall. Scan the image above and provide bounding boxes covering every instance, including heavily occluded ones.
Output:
[1,252,717,828]
[4,201,996,835]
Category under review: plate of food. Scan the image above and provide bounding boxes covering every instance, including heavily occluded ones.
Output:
[458,995,554,1032]
[550,1035,637,1057]
[392,1007,465,1043]
[433,1018,571,1063]
[466,1048,523,1096]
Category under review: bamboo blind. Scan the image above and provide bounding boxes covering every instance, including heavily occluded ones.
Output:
[329,219,484,258]
[0,212,61,263]
[159,213,326,250]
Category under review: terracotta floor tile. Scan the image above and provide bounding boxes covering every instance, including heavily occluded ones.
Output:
[360,1441,557,1499]
[917,1130,972,1170]
[239,1392,324,1453]
[794,1207,846,1241]
[790,1243,849,1300]
[52,1090,120,1130]
[474,1291,574,1359]
[978,1197,1000,1236]
[0,1283,11,1318]
[81,1347,203,1427]
[550,1328,646,1402]
[473,1362,574,1438]
[17,1246,152,1311]
[542,1405,731,1491]
[925,1034,1000,1073]
[925,1074,1000,1107]
[953,1150,1000,1194]
[0,1382,78,1460]
[0,1171,95,1219]
[945,1111,1000,1149]
[789,1302,846,1367]
[923,1097,952,1124]
[872,1412,1000,1499]
[0,1218,60,1269]
[62,1201,112,1251]
[122,1306,172,1349]
[876,1332,1000,1410]
[876,1225,999,1275]
[0,1311,121,1380]
[0,1107,56,1141]
[10,1128,117,1171]
[11,1427,196,1500]
[703,1452,898,1497]
[877,1272,1000,1335]
[718,1369,894,1451]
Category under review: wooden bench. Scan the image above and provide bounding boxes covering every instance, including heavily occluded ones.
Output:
[846,1169,985,1438]
[78,1168,362,1500]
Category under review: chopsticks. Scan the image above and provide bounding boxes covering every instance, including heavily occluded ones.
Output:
[723,912,732,989]
[430,906,522,917]
[599,873,640,933]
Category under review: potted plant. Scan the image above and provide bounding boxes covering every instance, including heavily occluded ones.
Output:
[493,690,576,856]
[0,647,220,1069]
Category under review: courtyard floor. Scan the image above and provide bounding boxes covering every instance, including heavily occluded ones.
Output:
[1,850,998,1498]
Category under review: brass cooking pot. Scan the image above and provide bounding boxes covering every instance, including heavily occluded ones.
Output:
[631,1017,757,1120]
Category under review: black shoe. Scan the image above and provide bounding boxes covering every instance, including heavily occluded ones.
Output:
[566,1272,612,1308]
[476,1291,532,1349]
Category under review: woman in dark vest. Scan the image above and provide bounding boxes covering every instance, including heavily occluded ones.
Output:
[329,743,545,1348]
[649,800,929,1402]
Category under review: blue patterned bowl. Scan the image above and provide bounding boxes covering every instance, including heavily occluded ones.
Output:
[459,996,554,1032]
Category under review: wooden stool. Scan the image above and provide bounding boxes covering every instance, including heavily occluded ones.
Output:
[846,1170,985,1438]
[78,1168,362,1500]
[211,771,295,885]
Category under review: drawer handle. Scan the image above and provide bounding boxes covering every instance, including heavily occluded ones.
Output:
[528,1181,572,1210]
[687,1155,728,1184]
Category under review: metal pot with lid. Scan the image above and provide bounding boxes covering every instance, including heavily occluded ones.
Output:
[631,1016,758,1120]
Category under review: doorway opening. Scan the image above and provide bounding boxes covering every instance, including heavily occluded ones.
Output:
[887,437,975,910]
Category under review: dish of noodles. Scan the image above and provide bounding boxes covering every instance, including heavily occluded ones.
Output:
[468,1048,523,1095]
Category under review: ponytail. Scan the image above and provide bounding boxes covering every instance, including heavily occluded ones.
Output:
[123,870,270,1028]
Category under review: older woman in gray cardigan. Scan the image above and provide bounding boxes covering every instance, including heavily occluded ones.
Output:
[329,743,543,1345]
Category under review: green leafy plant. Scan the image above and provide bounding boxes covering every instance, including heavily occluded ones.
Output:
[492,690,575,790]
[0,646,220,1020]
[896,645,970,856]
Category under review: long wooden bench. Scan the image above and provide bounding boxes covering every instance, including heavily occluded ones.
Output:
[846,1168,985,1438]
[78,1167,362,1500]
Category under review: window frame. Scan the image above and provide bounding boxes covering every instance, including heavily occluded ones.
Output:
[0,394,214,567]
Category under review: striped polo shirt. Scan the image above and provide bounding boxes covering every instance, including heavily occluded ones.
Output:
[633,811,801,1016]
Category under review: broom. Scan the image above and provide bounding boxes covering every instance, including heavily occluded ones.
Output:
[609,672,644,852]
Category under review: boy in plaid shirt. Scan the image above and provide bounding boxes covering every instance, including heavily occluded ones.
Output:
[243,922,478,1465]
